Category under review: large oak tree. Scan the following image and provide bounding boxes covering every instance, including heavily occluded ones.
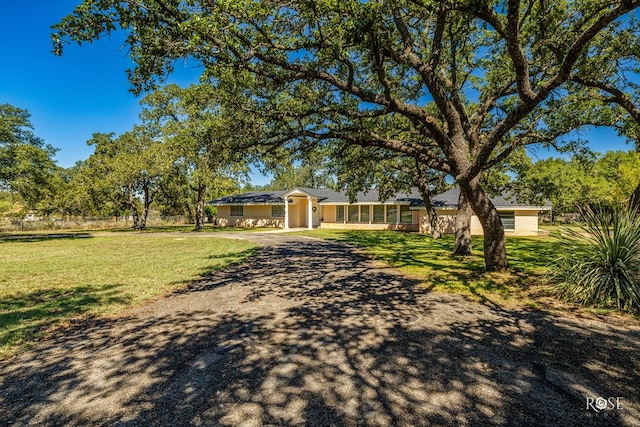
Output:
[140,84,249,230]
[53,0,640,270]
[0,104,59,211]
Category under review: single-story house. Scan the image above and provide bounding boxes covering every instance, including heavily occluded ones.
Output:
[208,187,551,236]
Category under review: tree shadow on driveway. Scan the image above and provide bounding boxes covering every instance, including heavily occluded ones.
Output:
[0,237,638,426]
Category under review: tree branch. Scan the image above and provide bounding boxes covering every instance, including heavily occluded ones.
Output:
[571,75,640,122]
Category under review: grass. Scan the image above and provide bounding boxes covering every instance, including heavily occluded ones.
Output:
[539,223,584,236]
[0,233,258,358]
[105,225,278,233]
[300,229,640,320]
[2,226,634,358]
[297,229,563,308]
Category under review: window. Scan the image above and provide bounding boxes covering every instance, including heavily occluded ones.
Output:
[349,205,359,222]
[400,205,412,224]
[360,205,370,223]
[373,205,385,223]
[230,205,244,217]
[336,205,345,222]
[499,211,515,230]
[386,206,397,223]
[271,205,285,218]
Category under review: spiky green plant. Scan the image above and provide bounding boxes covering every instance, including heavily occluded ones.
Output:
[549,206,640,311]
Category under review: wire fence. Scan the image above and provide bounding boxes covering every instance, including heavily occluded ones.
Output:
[1,216,194,232]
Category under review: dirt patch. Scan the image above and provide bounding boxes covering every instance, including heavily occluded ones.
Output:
[0,235,638,426]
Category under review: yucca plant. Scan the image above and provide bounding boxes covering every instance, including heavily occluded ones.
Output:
[549,205,640,311]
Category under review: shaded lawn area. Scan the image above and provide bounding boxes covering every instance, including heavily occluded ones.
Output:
[0,233,258,358]
[298,229,563,308]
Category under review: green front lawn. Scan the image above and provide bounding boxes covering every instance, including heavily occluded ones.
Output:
[298,229,561,308]
[105,225,278,233]
[0,233,258,358]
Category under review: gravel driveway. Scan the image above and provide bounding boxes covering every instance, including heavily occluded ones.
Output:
[1,233,639,426]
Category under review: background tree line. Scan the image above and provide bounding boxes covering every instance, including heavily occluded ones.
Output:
[4,93,639,230]
[0,83,251,230]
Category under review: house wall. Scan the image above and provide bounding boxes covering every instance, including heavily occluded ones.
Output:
[319,204,418,231]
[216,206,231,223]
[298,201,308,227]
[215,205,284,228]
[513,210,540,236]
[312,200,321,227]
[471,215,483,235]
[417,209,458,234]
[322,204,346,224]
[287,199,308,228]
[412,210,420,225]
[418,208,541,236]
[215,202,542,235]
[322,205,336,223]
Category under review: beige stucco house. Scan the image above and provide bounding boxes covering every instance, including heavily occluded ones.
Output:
[209,187,551,236]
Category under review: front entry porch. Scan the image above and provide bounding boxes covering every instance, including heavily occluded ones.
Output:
[283,190,320,229]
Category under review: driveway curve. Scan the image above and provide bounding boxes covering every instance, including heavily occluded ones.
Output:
[1,233,639,426]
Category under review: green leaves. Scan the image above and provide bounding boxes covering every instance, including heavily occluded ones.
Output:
[51,1,640,169]
[513,150,640,213]
[0,104,59,209]
[549,205,640,311]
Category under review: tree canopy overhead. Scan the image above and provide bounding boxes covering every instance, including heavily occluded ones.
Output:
[53,0,640,270]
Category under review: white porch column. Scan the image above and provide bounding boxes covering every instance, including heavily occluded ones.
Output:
[284,198,289,229]
[396,204,400,225]
[307,196,313,229]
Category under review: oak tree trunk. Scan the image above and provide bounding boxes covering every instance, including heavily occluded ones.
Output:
[453,189,472,255]
[429,205,441,239]
[459,178,509,271]
[127,185,140,230]
[140,180,151,231]
[195,182,207,231]
[415,165,441,239]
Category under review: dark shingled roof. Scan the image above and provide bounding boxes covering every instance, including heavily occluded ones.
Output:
[290,187,424,204]
[208,191,287,205]
[430,187,552,208]
[208,186,551,208]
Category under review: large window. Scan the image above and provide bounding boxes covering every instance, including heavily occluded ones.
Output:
[349,205,359,222]
[373,205,385,223]
[230,205,244,217]
[499,211,515,230]
[360,205,370,223]
[386,206,397,223]
[400,205,413,224]
[271,205,285,218]
[336,205,345,222]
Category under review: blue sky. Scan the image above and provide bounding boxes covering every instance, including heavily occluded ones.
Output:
[2,1,141,167]
[0,1,634,184]
[0,1,203,169]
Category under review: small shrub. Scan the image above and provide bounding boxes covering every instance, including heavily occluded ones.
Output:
[549,206,640,311]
